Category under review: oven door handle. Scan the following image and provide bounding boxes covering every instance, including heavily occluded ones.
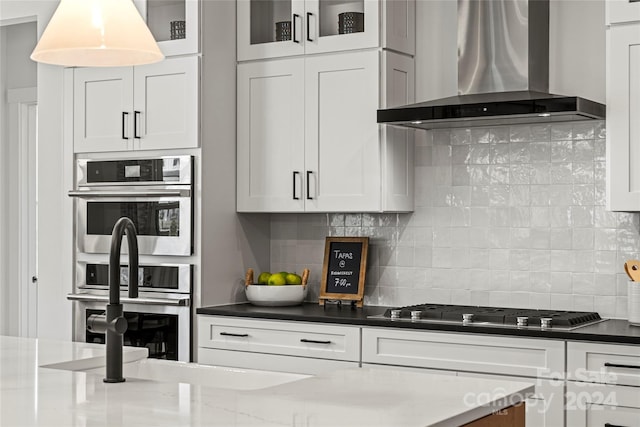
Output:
[68,189,191,198]
[67,293,190,306]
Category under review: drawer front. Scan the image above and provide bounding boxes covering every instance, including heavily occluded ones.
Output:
[608,0,640,25]
[567,382,640,411]
[566,382,640,426]
[362,327,565,378]
[198,316,360,361]
[567,341,640,387]
[198,348,358,375]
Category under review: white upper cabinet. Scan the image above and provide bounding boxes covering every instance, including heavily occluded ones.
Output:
[237,50,414,213]
[606,23,640,210]
[134,0,200,56]
[237,0,414,61]
[607,0,640,25]
[74,56,199,153]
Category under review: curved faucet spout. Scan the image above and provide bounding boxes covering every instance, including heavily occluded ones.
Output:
[109,217,139,304]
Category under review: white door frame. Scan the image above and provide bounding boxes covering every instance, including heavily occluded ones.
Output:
[8,87,38,338]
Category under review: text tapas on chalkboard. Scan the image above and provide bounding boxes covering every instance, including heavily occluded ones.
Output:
[319,237,368,307]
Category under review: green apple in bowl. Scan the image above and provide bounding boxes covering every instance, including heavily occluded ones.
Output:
[257,272,271,284]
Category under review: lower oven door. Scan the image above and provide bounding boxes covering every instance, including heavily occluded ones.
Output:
[71,297,191,362]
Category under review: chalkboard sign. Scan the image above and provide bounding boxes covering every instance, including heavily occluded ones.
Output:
[319,237,368,307]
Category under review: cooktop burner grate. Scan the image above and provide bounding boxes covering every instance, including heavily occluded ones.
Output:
[382,304,602,328]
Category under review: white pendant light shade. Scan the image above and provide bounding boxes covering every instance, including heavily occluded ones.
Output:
[31,0,164,67]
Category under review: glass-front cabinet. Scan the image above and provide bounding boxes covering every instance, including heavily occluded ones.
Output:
[135,0,200,56]
[237,0,380,61]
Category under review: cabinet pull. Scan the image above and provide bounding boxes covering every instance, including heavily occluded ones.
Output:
[306,171,313,200]
[219,332,249,338]
[293,171,300,200]
[134,111,141,139]
[306,13,313,42]
[300,338,331,344]
[122,112,129,140]
[292,14,300,43]
[604,424,628,427]
[604,362,640,370]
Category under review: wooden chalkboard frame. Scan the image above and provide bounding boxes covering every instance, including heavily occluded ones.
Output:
[319,237,368,307]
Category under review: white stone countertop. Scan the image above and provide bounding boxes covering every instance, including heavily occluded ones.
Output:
[0,335,535,427]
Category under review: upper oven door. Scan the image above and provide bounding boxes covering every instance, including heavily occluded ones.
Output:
[72,188,192,256]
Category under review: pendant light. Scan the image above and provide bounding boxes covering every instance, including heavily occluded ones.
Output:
[31,0,164,67]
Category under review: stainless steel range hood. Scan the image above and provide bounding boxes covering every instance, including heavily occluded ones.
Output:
[377,0,605,130]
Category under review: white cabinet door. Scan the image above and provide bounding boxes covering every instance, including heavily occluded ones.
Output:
[134,0,200,56]
[303,0,379,56]
[607,0,640,25]
[304,50,381,212]
[380,51,415,212]
[236,0,306,61]
[237,58,306,212]
[606,24,640,210]
[74,67,134,153]
[133,56,199,151]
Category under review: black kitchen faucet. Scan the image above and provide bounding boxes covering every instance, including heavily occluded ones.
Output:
[86,217,139,383]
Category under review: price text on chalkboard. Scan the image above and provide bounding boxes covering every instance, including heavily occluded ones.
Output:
[319,237,368,307]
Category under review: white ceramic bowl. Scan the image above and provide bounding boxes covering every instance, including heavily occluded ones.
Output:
[245,284,307,306]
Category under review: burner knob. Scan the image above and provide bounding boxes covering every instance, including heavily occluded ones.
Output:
[462,313,474,323]
[390,309,402,319]
[540,317,553,328]
[516,316,529,327]
[410,310,422,321]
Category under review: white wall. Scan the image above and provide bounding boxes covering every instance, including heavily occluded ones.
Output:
[0,21,37,336]
[0,0,72,340]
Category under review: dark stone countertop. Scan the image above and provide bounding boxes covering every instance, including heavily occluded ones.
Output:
[197,303,640,345]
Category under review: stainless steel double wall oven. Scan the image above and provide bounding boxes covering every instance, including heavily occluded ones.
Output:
[68,155,194,361]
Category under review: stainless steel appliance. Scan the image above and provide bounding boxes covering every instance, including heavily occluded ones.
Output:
[69,156,193,256]
[68,262,192,361]
[376,0,605,129]
[369,303,605,331]
[68,155,195,362]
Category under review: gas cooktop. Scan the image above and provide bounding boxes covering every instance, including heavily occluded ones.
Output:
[368,303,605,330]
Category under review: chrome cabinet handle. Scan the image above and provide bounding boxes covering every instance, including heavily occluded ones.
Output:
[604,362,640,370]
[220,332,249,338]
[122,112,129,140]
[300,338,331,344]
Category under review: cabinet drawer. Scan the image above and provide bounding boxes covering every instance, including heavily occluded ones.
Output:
[567,381,640,410]
[198,348,358,375]
[198,316,360,362]
[362,327,565,378]
[607,0,640,25]
[567,341,640,387]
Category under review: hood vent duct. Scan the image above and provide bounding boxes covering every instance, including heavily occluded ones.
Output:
[377,0,605,130]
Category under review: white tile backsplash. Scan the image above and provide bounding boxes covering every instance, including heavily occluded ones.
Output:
[270,121,635,319]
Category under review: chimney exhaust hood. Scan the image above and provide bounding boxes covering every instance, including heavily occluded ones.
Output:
[377,0,605,130]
